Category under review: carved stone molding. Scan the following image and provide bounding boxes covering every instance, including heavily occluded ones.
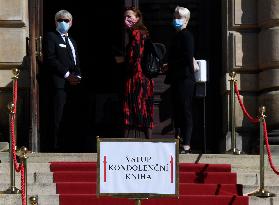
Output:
[0,70,13,87]
[228,31,258,71]
[230,0,257,29]
[258,27,279,69]
[224,73,258,92]
[259,69,279,91]
[258,91,279,127]
[0,28,27,63]
[258,0,279,28]
[0,0,28,27]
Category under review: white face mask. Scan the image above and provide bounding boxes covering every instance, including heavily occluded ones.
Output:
[56,21,70,34]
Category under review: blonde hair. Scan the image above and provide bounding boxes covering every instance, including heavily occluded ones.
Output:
[174,6,190,21]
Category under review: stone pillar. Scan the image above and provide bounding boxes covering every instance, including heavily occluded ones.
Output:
[222,0,259,153]
[0,0,29,148]
[258,0,279,144]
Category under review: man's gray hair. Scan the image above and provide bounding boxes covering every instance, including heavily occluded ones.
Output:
[174,6,190,21]
[55,10,72,21]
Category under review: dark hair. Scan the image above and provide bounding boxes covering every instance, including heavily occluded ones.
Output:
[124,7,149,36]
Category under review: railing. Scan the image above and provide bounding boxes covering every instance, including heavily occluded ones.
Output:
[0,68,31,205]
[228,71,278,197]
[226,72,241,155]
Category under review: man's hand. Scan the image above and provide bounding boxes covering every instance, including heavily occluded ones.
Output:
[115,56,125,64]
[161,63,168,73]
[66,74,80,85]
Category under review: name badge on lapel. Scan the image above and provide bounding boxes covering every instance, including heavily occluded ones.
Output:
[59,44,66,48]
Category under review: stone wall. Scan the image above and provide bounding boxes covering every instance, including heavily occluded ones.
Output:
[223,0,279,152]
[0,0,29,142]
[223,0,259,153]
[258,0,279,143]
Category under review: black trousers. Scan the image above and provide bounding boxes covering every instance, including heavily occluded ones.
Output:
[124,127,152,139]
[40,86,66,152]
[51,89,66,149]
[171,78,195,145]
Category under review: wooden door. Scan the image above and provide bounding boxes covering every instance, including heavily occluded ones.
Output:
[28,0,43,152]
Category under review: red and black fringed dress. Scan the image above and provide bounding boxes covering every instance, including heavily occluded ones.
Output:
[123,29,154,129]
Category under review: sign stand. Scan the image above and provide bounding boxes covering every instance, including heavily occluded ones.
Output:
[134,199,141,205]
[97,138,179,202]
[195,60,207,153]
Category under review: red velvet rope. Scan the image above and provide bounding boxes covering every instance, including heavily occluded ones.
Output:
[20,166,26,205]
[10,79,26,205]
[13,80,18,113]
[234,83,259,124]
[234,81,279,176]
[263,121,279,175]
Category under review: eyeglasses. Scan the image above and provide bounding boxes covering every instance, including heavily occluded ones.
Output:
[57,19,70,23]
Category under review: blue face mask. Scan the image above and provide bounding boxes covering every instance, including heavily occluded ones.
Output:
[172,19,184,30]
[56,22,70,34]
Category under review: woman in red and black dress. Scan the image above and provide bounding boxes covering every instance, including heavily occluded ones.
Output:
[123,7,153,138]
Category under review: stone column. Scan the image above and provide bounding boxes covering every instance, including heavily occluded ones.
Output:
[258,0,279,144]
[222,0,259,153]
[0,0,29,149]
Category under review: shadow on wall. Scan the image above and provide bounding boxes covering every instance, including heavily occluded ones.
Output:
[0,83,13,143]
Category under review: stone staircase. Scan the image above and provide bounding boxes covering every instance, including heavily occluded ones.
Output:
[0,152,279,205]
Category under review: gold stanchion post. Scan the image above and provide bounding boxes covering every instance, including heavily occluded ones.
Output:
[3,102,21,194]
[226,71,241,155]
[17,146,31,200]
[248,106,275,197]
[2,68,21,194]
[29,195,38,205]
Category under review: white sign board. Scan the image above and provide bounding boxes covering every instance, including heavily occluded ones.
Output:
[194,60,207,82]
[97,138,178,197]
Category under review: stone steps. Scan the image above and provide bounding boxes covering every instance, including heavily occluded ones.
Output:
[0,172,54,184]
[1,153,279,204]
[0,194,59,205]
[0,183,56,195]
[1,170,279,186]
[0,163,51,173]
[1,194,278,205]
[243,185,279,195]
[249,196,279,205]
[2,152,279,165]
[0,142,9,152]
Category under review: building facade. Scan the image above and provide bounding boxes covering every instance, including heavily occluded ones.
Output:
[0,0,278,153]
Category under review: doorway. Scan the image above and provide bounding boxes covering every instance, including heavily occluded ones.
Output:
[41,1,125,152]
[139,0,223,153]
[41,0,223,153]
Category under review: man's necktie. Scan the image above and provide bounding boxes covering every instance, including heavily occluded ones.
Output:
[64,36,75,64]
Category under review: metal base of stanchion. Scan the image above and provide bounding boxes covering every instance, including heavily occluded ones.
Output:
[226,148,242,155]
[129,198,148,205]
[248,189,276,198]
[1,187,21,194]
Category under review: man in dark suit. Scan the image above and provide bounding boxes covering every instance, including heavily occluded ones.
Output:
[42,9,81,151]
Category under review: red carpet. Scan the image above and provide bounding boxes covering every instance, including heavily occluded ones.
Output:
[50,162,248,205]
